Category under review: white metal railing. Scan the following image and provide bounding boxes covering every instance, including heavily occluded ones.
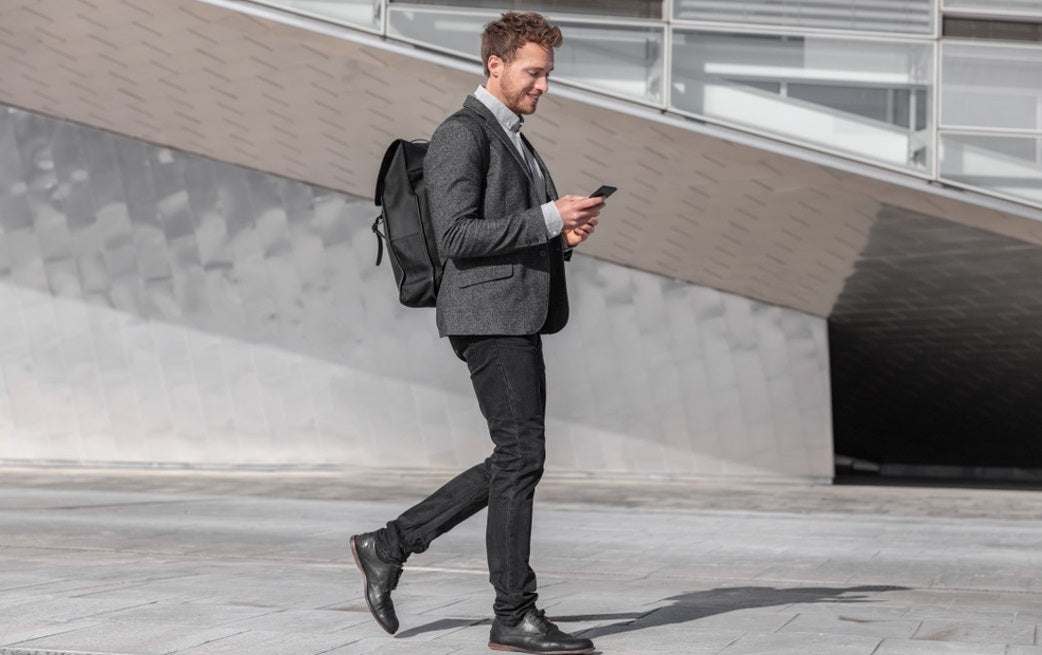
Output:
[943,0,1042,19]
[673,0,935,34]
[202,0,1042,210]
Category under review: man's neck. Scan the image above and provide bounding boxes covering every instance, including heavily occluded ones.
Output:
[475,84,521,129]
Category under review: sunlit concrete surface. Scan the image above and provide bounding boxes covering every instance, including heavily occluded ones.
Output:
[1,467,1041,654]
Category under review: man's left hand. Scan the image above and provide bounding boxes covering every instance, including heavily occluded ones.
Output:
[564,216,597,246]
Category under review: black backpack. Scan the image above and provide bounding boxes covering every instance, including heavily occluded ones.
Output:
[371,138,440,308]
[370,110,488,308]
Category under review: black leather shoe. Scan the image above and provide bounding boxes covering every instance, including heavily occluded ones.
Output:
[350,532,403,634]
[489,609,595,654]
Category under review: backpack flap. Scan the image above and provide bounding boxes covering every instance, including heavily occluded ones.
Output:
[371,138,438,308]
[374,138,405,206]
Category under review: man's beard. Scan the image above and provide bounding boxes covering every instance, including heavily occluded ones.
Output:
[504,86,537,115]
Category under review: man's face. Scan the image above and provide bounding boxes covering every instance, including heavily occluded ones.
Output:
[487,41,554,116]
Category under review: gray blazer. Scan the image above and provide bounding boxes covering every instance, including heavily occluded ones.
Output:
[425,95,569,337]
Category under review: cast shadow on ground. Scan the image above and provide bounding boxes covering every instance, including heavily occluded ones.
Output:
[395,584,907,641]
[563,585,907,639]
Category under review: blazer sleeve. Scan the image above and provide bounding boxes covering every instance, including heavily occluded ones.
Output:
[425,115,548,260]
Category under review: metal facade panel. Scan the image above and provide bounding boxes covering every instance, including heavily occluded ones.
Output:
[0,105,833,479]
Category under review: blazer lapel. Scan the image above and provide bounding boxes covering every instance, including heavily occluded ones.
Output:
[519,132,555,200]
[463,95,541,189]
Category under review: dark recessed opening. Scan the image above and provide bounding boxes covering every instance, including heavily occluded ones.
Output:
[943,16,1042,42]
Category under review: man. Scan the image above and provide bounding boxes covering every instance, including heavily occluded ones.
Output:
[351,11,605,655]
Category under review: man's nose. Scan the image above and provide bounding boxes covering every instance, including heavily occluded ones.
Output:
[534,75,549,93]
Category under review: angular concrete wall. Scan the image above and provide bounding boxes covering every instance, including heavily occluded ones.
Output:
[0,106,833,480]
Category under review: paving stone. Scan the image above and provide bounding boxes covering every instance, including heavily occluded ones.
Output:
[2,468,1042,655]
[778,612,922,639]
[222,608,372,633]
[873,638,1008,654]
[319,637,464,654]
[912,618,1036,645]
[592,626,744,654]
[716,631,882,654]
[5,623,251,655]
[92,599,278,626]
[0,597,159,624]
[171,628,358,655]
[0,620,101,645]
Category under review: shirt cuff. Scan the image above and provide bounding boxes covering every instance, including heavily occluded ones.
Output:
[542,201,563,238]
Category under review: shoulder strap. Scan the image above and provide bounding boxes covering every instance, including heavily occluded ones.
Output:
[373,138,401,205]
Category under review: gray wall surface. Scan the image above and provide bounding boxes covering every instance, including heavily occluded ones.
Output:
[0,105,833,480]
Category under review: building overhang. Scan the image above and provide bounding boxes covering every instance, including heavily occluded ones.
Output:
[2,0,1041,317]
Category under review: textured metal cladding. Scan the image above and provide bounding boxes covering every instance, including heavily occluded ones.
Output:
[0,105,833,479]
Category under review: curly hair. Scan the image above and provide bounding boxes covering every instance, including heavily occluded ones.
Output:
[481,12,563,77]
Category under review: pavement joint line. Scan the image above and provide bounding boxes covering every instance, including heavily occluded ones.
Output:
[39,499,226,511]
[0,544,343,565]
[406,565,488,576]
[1,650,134,655]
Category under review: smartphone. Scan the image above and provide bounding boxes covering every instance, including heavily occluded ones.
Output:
[590,185,617,199]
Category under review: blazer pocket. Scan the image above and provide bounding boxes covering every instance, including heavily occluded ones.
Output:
[456,264,513,288]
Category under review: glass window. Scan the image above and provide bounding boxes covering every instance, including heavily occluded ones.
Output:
[552,20,665,104]
[941,43,1042,130]
[787,85,928,129]
[673,0,934,35]
[387,8,665,104]
[388,0,662,19]
[387,8,486,59]
[252,0,382,32]
[671,30,934,170]
[939,133,1042,206]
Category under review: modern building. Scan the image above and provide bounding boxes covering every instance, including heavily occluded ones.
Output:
[0,0,1039,482]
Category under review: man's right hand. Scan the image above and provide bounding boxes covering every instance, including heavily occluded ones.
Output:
[555,195,603,233]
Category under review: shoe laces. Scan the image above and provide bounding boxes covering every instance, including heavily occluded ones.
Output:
[529,609,557,631]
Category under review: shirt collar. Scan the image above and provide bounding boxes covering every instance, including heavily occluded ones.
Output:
[474,85,523,135]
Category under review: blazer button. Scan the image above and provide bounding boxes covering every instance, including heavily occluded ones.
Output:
[539,249,547,257]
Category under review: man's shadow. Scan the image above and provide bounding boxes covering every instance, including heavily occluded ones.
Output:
[562,585,906,639]
[395,584,907,640]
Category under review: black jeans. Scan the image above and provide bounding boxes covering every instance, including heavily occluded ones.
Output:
[376,334,547,624]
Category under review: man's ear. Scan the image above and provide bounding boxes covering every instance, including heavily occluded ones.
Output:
[487,54,502,78]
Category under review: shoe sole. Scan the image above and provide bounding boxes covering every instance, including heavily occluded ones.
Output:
[488,642,595,655]
[350,536,396,635]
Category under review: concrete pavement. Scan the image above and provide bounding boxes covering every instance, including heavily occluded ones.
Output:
[1,466,1042,654]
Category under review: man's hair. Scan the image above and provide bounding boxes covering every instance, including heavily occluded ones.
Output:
[481,12,563,77]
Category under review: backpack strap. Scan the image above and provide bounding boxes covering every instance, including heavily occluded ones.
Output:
[371,214,385,266]
[373,138,403,206]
